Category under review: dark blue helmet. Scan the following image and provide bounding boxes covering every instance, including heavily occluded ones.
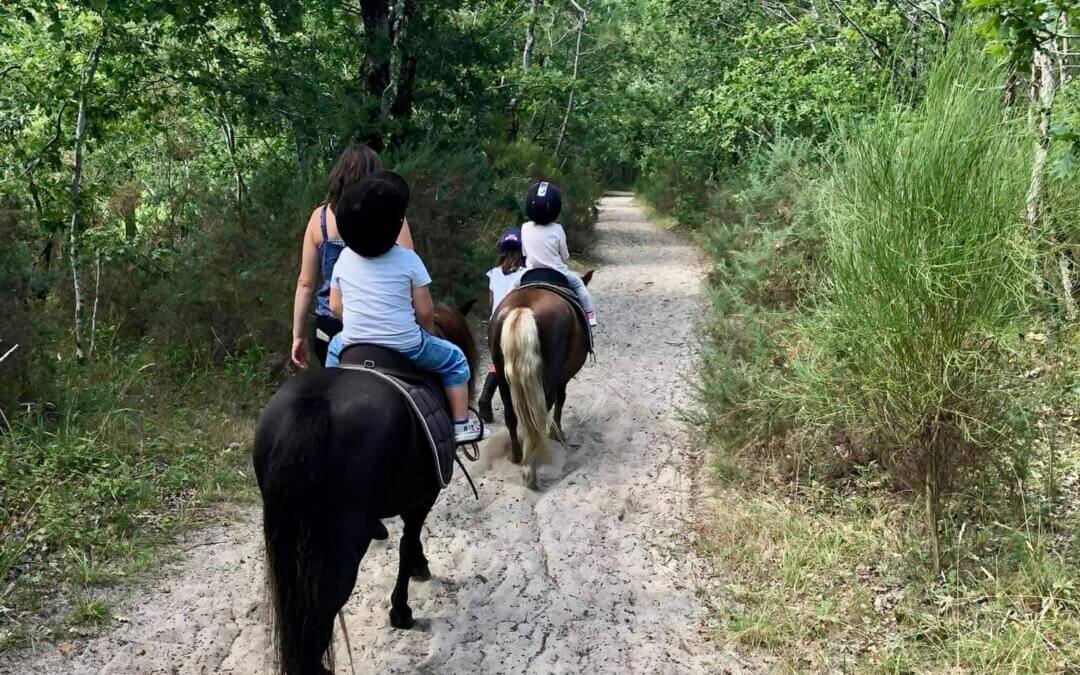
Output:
[525,180,562,225]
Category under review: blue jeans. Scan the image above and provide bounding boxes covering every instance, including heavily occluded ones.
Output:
[326,333,344,368]
[327,331,470,388]
[563,270,595,314]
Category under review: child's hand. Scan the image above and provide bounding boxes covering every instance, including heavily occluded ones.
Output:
[291,338,309,368]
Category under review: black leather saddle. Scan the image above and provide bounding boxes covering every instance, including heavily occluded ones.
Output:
[516,269,594,353]
[520,267,573,289]
[338,343,455,487]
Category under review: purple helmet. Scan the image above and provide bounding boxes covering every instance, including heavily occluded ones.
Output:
[498,227,523,251]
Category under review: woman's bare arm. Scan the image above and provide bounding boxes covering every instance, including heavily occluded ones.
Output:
[397,218,415,250]
[290,212,321,366]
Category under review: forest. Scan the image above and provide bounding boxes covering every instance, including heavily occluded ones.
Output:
[2,0,1080,671]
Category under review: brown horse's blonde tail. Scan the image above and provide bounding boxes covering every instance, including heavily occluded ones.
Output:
[500,307,550,465]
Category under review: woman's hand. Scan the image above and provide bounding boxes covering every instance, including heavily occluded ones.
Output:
[291,338,309,368]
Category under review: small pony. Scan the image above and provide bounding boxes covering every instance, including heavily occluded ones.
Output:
[489,270,594,489]
[254,301,478,675]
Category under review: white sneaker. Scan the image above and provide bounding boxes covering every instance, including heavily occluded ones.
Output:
[454,418,488,443]
[586,310,598,327]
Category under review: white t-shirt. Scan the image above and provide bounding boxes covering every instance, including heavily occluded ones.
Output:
[487,266,525,317]
[330,245,432,351]
[521,221,570,273]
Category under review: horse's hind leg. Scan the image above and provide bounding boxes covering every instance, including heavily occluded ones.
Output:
[389,493,437,629]
[498,378,524,464]
[551,385,567,443]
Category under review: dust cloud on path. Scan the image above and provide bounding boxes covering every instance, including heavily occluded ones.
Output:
[2,194,748,674]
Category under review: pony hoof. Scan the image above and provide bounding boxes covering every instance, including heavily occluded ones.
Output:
[389,607,415,630]
[410,563,432,581]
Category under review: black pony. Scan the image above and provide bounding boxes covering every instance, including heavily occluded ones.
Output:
[253,302,477,675]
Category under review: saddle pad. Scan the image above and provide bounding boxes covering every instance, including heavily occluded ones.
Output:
[396,375,456,487]
[338,365,455,488]
[514,282,594,353]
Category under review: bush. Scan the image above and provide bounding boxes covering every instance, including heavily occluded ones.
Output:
[0,201,57,411]
[73,142,602,373]
[661,138,824,451]
[765,42,1037,564]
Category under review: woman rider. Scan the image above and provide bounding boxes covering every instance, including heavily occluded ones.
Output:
[290,143,414,368]
[289,144,408,541]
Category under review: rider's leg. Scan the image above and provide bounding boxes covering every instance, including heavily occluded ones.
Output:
[324,333,343,368]
[313,314,343,366]
[564,271,597,325]
[401,332,485,442]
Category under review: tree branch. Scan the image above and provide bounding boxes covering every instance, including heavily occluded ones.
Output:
[1,100,70,186]
[829,0,888,66]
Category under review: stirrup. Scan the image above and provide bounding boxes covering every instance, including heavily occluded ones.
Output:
[453,407,483,500]
[454,408,486,449]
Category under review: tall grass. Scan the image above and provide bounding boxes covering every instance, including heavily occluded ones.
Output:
[770,41,1036,568]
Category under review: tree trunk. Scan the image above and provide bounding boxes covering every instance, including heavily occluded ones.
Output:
[389,54,418,147]
[1025,49,1053,231]
[1026,39,1076,320]
[523,0,540,74]
[507,0,542,140]
[360,0,394,149]
[383,0,406,116]
[555,3,587,157]
[1058,17,1077,320]
[218,112,245,208]
[387,0,418,147]
[70,36,104,363]
[124,212,137,240]
[89,249,101,360]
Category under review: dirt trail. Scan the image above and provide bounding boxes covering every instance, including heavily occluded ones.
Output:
[2,194,744,674]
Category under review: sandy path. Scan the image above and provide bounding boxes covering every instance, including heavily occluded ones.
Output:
[2,194,739,674]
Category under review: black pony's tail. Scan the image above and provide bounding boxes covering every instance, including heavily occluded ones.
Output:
[254,381,343,675]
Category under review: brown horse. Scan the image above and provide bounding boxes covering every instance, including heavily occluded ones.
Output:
[489,271,593,489]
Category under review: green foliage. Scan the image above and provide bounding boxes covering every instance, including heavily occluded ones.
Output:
[633,6,1079,673]
[641,137,822,455]
[627,0,926,182]
[969,0,1080,64]
[771,45,1036,495]
[0,347,264,644]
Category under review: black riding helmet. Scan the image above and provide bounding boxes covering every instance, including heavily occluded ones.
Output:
[336,171,409,257]
[524,180,562,225]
